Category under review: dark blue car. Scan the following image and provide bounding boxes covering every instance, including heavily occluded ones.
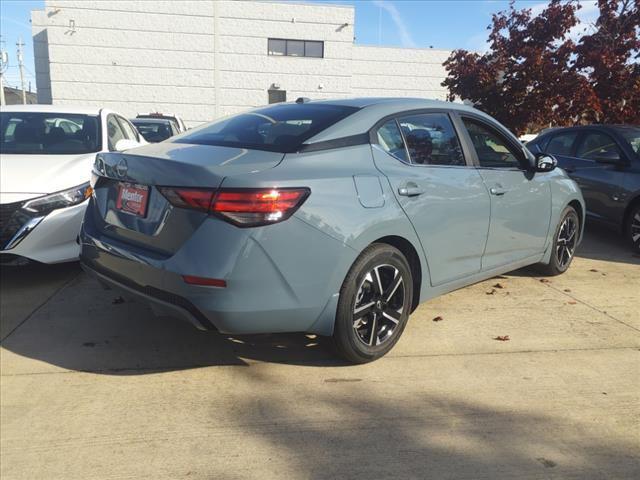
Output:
[527,125,640,251]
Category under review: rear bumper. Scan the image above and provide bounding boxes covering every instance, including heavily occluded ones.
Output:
[79,209,356,335]
[81,261,213,331]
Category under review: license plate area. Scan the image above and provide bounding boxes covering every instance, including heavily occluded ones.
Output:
[115,183,149,217]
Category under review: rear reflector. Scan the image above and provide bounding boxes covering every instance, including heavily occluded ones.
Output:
[159,187,310,227]
[182,275,227,288]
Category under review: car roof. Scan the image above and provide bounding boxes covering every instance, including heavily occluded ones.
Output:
[1,104,102,115]
[536,124,640,137]
[301,97,498,144]
[131,118,172,124]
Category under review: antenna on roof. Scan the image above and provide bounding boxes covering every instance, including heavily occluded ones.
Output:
[295,97,311,104]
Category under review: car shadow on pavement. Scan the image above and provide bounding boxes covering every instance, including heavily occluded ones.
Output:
[203,368,640,479]
[575,224,640,265]
[0,267,346,374]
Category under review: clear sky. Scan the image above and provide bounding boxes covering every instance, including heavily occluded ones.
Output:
[0,0,599,92]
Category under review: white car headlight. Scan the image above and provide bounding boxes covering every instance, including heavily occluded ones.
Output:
[22,182,93,215]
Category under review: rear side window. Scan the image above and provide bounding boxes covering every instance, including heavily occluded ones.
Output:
[546,132,578,156]
[174,103,359,153]
[398,113,465,166]
[576,132,621,160]
[376,120,408,162]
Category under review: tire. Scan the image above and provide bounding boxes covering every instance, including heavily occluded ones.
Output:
[538,206,580,276]
[333,243,413,364]
[625,204,640,253]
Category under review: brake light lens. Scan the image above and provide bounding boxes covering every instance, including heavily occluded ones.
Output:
[158,188,214,212]
[159,187,310,227]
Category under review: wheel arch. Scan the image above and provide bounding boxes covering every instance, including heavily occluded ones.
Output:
[568,199,584,241]
[622,195,640,234]
[370,235,423,312]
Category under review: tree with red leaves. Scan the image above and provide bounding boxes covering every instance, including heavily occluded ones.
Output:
[442,0,639,135]
[574,0,639,123]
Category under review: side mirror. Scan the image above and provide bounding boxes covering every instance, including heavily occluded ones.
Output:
[593,150,622,165]
[114,139,142,152]
[535,153,557,173]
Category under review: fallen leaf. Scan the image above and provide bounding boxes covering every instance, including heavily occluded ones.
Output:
[494,335,510,341]
[564,288,571,292]
[601,273,607,276]
[567,300,577,305]
[486,289,496,295]
[493,283,505,289]
[112,296,125,304]
[539,278,550,283]
[432,316,443,322]
[589,268,598,273]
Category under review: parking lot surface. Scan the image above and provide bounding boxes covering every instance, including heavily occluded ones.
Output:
[1,226,639,479]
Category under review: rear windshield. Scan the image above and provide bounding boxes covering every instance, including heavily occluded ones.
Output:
[132,120,174,143]
[173,103,359,153]
[0,112,101,154]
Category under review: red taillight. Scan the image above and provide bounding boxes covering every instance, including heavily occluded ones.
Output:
[159,187,310,227]
[182,275,227,288]
[158,187,215,212]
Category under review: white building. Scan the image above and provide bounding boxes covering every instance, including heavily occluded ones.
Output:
[32,0,452,126]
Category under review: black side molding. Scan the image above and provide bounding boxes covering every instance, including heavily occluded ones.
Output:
[298,133,370,153]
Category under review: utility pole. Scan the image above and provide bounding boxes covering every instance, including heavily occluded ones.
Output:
[17,37,26,104]
[0,36,7,106]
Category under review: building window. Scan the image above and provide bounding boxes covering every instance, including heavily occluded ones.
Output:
[268,38,324,58]
[268,89,286,104]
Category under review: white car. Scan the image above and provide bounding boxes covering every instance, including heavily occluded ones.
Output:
[0,105,146,264]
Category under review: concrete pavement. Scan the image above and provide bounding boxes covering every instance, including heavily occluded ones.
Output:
[1,226,639,479]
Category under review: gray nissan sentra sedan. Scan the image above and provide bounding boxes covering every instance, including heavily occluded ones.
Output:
[80,98,584,363]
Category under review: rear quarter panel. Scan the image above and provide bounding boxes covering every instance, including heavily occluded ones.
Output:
[219,144,432,315]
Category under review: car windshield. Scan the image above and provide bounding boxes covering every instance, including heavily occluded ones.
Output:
[616,127,640,155]
[132,120,174,143]
[0,112,101,154]
[173,103,359,153]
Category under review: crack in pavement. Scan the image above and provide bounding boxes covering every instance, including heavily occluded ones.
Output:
[538,279,640,333]
[0,271,82,343]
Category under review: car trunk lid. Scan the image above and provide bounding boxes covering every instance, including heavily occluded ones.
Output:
[90,142,284,254]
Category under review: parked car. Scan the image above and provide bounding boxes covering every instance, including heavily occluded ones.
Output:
[131,118,179,143]
[0,105,146,264]
[527,125,640,251]
[136,112,187,133]
[80,98,584,362]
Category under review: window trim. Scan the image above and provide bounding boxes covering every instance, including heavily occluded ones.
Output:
[106,113,127,151]
[369,109,473,168]
[115,115,140,143]
[454,113,530,171]
[267,38,324,58]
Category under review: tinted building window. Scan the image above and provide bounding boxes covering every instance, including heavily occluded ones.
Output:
[398,113,465,166]
[268,39,324,58]
[268,90,287,104]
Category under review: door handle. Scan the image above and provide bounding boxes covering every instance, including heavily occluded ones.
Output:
[398,185,425,197]
[489,186,507,196]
